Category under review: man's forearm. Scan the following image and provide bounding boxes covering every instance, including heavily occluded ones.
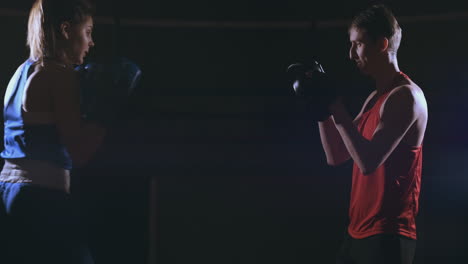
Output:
[333,111,376,174]
[318,116,350,165]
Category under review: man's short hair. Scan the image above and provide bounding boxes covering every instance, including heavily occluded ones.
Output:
[350,4,402,54]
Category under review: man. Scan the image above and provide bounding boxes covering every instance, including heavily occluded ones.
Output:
[318,5,428,264]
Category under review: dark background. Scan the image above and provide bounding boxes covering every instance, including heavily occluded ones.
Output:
[1,0,468,263]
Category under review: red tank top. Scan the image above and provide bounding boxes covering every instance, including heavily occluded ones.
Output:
[348,74,423,240]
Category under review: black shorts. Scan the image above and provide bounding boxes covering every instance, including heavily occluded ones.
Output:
[336,231,417,264]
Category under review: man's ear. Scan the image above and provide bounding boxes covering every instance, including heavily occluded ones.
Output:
[379,37,389,52]
[60,22,72,40]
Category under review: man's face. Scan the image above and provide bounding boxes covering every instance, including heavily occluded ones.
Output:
[348,27,380,75]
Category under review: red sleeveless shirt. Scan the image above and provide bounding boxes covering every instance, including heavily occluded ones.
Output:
[348,74,423,240]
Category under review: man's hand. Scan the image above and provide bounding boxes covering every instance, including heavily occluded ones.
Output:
[329,97,351,125]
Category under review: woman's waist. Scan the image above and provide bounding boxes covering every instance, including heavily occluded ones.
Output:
[0,159,70,192]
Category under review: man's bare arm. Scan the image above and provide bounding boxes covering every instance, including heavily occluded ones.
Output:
[318,91,376,166]
[330,86,418,174]
[319,116,351,165]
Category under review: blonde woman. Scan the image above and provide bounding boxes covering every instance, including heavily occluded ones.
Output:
[0,0,105,263]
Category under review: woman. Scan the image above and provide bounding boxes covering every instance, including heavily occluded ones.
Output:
[0,0,105,263]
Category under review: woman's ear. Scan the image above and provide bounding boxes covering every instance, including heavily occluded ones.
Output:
[60,21,72,39]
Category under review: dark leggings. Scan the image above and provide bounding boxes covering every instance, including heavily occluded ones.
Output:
[0,182,94,264]
[336,231,417,264]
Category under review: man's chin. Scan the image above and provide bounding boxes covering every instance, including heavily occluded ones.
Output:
[357,66,370,75]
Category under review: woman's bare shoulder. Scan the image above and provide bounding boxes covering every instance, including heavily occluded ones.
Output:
[30,63,78,89]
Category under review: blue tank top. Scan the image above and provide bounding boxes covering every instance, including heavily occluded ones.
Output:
[1,59,72,169]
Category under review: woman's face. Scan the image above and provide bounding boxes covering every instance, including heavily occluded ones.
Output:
[65,15,95,65]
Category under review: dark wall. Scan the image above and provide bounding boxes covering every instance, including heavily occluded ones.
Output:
[1,4,468,263]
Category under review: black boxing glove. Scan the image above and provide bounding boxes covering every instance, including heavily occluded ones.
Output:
[75,57,142,126]
[287,61,338,121]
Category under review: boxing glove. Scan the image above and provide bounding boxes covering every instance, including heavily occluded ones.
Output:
[75,57,142,126]
[287,61,338,121]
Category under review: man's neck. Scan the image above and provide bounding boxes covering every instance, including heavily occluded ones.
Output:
[373,58,400,95]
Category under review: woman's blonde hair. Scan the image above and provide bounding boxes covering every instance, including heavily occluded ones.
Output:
[27,0,95,62]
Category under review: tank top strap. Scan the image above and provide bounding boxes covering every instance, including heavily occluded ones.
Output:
[369,71,411,114]
[368,90,393,115]
[399,71,410,80]
[4,59,35,111]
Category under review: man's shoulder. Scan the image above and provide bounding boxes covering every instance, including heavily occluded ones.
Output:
[390,79,424,101]
[383,81,427,116]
